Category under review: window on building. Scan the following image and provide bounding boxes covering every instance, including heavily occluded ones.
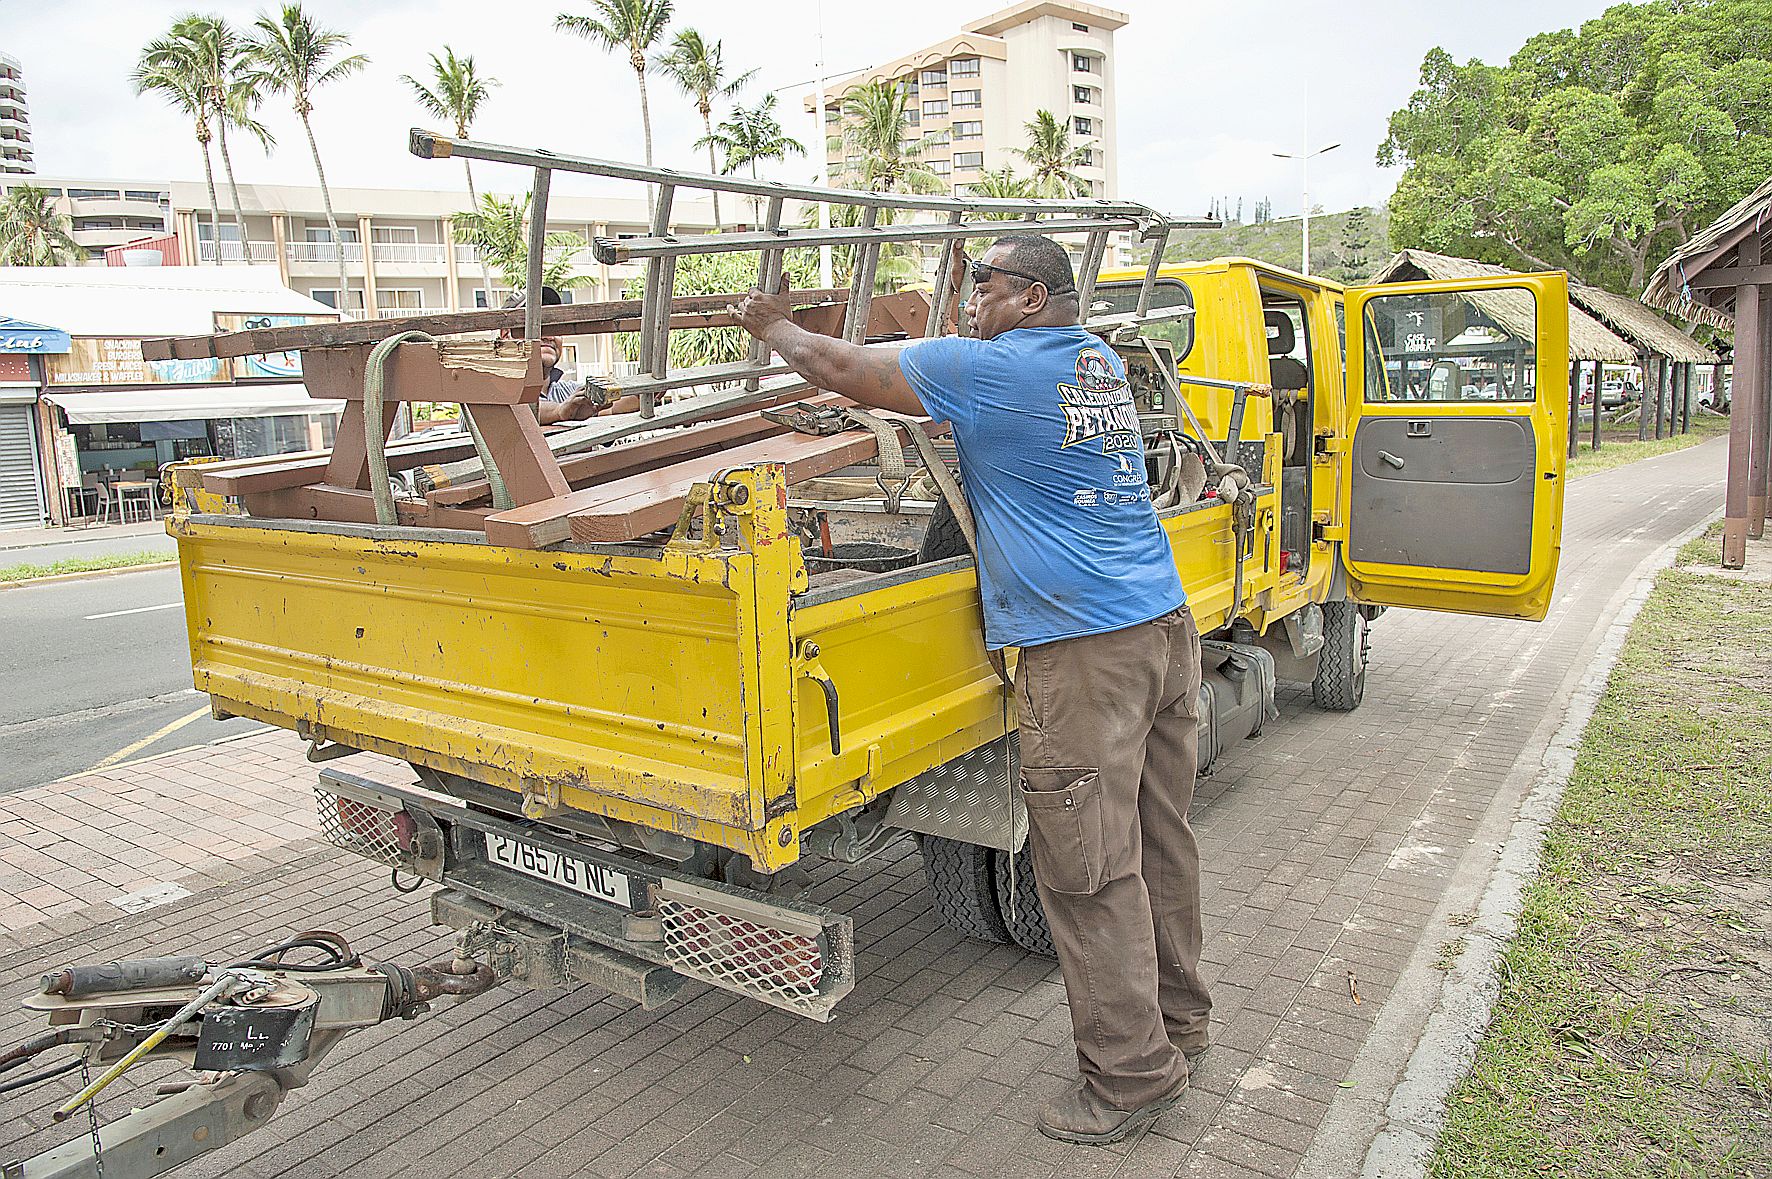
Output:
[196,222,242,242]
[825,107,840,124]
[1078,147,1096,166]
[370,226,418,243]
[66,188,120,200]
[376,289,425,317]
[930,159,951,175]
[924,129,952,145]
[1072,21,1090,31]
[923,99,947,116]
[1074,85,1094,104]
[14,185,59,198]
[124,190,165,203]
[952,89,981,108]
[310,288,367,312]
[920,69,947,87]
[305,226,360,242]
[950,57,980,77]
[74,218,120,230]
[953,151,983,169]
[953,121,983,140]
[1072,53,1093,72]
[1074,116,1094,136]
[905,108,920,125]
[125,218,164,231]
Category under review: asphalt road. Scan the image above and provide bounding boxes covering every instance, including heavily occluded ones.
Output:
[0,566,263,792]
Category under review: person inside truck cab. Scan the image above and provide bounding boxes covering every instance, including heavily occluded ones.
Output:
[500,286,636,424]
[737,235,1209,1147]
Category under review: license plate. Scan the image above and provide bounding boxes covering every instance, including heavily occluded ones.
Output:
[484,833,631,909]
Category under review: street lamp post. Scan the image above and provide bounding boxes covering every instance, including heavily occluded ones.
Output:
[1273,141,1339,276]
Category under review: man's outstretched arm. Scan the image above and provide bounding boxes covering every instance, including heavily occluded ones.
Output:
[736,288,928,418]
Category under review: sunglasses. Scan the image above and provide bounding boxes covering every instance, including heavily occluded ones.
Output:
[965,255,1076,295]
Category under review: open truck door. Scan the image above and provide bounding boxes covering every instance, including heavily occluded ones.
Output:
[1341,272,1569,621]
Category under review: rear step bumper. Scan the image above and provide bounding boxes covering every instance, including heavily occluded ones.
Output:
[312,768,856,1021]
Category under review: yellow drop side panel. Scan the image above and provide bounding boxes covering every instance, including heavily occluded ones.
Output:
[173,516,762,843]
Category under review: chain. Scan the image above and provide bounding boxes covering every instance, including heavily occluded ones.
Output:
[77,1051,104,1179]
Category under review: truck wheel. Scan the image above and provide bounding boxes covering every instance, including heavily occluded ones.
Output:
[994,847,1056,958]
[1312,600,1368,711]
[919,835,1012,944]
[920,495,969,562]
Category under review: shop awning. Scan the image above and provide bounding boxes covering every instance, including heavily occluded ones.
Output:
[42,384,344,425]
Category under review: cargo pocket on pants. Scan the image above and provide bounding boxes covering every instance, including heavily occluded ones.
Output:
[1020,767,1105,895]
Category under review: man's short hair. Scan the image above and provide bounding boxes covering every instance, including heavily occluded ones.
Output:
[990,235,1077,299]
[503,285,564,309]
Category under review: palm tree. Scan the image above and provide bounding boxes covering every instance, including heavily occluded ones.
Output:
[697,94,805,222]
[142,16,272,262]
[835,81,945,195]
[452,192,593,294]
[250,3,367,309]
[0,185,84,265]
[401,48,499,207]
[554,0,672,204]
[1017,109,1093,198]
[133,32,224,265]
[655,28,755,229]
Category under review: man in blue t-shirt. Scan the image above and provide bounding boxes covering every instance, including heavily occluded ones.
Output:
[737,235,1210,1145]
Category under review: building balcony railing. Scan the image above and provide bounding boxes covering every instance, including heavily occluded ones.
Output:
[453,243,588,266]
[198,241,279,263]
[287,241,365,263]
[370,242,449,264]
[376,306,432,319]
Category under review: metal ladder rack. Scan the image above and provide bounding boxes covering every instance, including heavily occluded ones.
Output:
[410,129,1213,420]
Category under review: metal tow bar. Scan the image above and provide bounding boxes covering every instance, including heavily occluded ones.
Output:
[1,932,498,1179]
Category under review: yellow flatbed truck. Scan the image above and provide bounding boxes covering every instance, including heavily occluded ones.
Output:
[161,256,1569,1021]
[147,136,1570,1023]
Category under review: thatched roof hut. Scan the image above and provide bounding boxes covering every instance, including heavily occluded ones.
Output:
[1567,283,1719,364]
[1642,175,1772,331]
[1369,249,1638,363]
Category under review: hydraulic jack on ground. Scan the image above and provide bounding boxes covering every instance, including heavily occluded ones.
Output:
[1,932,497,1179]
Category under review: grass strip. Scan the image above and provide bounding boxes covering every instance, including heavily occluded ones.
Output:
[1428,554,1772,1177]
[1568,416,1730,480]
[0,550,172,582]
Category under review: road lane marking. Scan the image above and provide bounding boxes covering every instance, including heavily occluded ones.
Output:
[89,704,211,771]
[84,602,181,620]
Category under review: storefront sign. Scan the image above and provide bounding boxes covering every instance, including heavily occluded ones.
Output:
[45,338,228,386]
[0,317,71,355]
[215,313,326,380]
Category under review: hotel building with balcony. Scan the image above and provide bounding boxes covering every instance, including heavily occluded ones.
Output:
[808,0,1126,199]
[1,53,34,175]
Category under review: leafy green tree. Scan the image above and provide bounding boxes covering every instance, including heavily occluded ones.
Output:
[1382,1,1772,292]
[834,81,945,194]
[401,48,499,207]
[656,28,756,229]
[250,4,367,308]
[0,185,84,265]
[133,34,225,264]
[555,0,673,183]
[1016,109,1093,197]
[452,191,592,293]
[617,250,816,367]
[140,15,271,262]
[698,94,805,221]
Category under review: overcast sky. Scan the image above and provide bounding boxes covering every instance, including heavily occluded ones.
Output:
[5,0,1619,218]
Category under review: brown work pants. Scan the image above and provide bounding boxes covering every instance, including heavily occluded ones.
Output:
[1013,605,1210,1110]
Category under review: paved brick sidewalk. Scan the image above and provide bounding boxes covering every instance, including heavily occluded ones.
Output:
[0,439,1728,1179]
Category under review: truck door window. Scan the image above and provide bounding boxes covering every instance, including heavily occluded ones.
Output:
[1363,288,1538,403]
[1096,278,1195,360]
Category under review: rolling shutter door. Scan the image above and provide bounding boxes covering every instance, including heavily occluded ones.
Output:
[0,404,45,529]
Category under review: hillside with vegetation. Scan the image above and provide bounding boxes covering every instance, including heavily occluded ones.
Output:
[1156,205,1391,284]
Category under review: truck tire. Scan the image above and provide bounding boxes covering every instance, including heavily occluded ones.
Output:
[919,496,969,563]
[1312,599,1368,711]
[919,835,1012,944]
[993,846,1056,958]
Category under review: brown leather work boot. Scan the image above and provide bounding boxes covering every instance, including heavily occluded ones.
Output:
[1036,1074,1189,1146]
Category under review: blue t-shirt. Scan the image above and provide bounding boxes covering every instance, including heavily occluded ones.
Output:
[898,326,1188,650]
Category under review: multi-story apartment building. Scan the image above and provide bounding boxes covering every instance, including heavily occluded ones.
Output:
[810,0,1126,199]
[0,53,34,175]
[10,178,172,254]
